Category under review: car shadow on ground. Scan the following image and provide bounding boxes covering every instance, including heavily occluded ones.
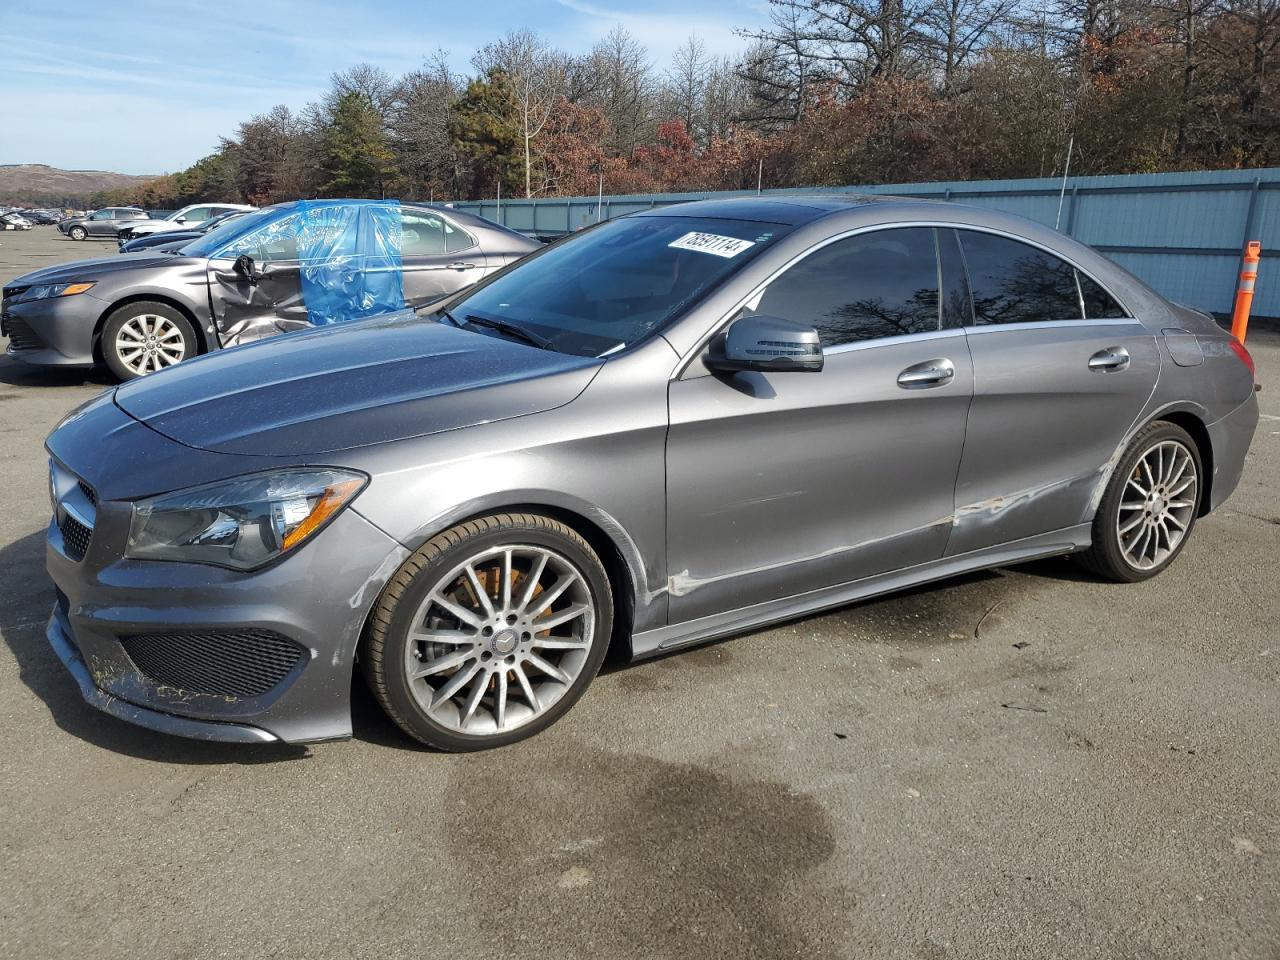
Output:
[0,529,307,764]
[0,359,114,389]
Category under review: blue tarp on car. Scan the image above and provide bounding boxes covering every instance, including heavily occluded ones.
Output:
[295,200,406,326]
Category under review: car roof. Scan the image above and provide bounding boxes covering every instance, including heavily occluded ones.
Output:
[629,194,924,226]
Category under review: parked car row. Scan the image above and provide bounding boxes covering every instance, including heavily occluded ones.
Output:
[2,212,34,230]
[116,202,255,245]
[32,195,1259,750]
[118,210,252,253]
[4,198,540,379]
[0,207,67,225]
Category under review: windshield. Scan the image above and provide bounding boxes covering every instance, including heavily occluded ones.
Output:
[441,215,788,357]
[178,207,285,258]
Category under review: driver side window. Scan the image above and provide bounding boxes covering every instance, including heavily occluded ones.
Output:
[217,214,299,262]
[740,227,943,348]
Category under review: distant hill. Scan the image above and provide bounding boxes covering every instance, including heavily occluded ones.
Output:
[0,164,156,206]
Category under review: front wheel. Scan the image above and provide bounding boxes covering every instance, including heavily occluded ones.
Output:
[68,225,87,240]
[362,513,613,750]
[101,301,198,380]
[1077,420,1203,582]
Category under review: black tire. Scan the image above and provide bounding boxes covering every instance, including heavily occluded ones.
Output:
[362,513,614,751]
[1076,420,1203,582]
[101,301,199,381]
[68,225,87,240]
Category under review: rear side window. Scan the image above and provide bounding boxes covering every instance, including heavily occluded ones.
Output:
[1078,272,1129,318]
[747,227,941,347]
[958,231,1081,324]
[402,211,474,255]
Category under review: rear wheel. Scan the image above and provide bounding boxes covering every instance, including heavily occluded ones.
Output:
[101,301,198,380]
[68,225,87,240]
[363,513,613,750]
[1077,420,1202,582]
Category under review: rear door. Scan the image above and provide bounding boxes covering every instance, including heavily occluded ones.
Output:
[399,208,488,307]
[665,227,974,623]
[945,228,1159,555]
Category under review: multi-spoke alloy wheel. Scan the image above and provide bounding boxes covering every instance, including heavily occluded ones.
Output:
[102,301,197,381]
[1079,420,1203,582]
[364,513,613,750]
[114,314,188,375]
[1116,439,1198,571]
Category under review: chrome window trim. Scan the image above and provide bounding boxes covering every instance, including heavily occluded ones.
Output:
[823,326,966,356]
[962,317,1146,335]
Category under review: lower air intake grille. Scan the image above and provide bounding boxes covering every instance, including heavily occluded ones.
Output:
[58,514,92,561]
[120,630,306,698]
[3,316,42,351]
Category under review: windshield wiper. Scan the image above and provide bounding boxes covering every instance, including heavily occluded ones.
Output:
[460,312,554,351]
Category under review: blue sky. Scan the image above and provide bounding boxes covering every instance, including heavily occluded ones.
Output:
[1,0,767,175]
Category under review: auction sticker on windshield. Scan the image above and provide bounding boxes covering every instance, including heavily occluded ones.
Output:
[668,232,756,258]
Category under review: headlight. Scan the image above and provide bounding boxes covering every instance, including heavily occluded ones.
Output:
[126,469,367,570]
[10,281,95,303]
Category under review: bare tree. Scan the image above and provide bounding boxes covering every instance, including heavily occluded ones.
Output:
[664,36,713,141]
[920,0,1019,90]
[394,51,465,198]
[737,4,823,127]
[473,29,568,197]
[576,26,655,156]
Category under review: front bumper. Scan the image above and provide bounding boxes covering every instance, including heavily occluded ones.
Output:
[43,395,409,743]
[2,292,103,367]
[46,504,408,744]
[47,603,278,743]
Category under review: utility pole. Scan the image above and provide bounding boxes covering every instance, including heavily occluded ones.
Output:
[597,165,604,223]
[496,176,502,226]
[757,158,763,195]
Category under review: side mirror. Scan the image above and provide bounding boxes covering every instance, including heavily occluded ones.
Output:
[174,217,188,225]
[706,314,824,374]
[233,254,258,284]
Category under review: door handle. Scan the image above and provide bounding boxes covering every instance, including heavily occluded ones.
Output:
[448,261,477,270]
[1088,346,1130,372]
[897,358,955,389]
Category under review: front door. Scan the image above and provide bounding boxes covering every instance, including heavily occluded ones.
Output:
[944,228,1161,554]
[207,212,307,346]
[665,227,975,624]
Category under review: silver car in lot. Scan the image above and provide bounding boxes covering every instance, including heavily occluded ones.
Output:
[4,200,540,380]
[43,197,1259,750]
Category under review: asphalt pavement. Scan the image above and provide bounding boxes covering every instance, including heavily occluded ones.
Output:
[1,227,1277,959]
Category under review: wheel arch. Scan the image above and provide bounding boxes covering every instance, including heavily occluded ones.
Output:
[92,293,210,363]
[1155,410,1214,516]
[360,499,644,664]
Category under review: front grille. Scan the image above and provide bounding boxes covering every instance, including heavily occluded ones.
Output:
[58,513,92,561]
[77,480,97,506]
[119,630,307,698]
[2,316,42,351]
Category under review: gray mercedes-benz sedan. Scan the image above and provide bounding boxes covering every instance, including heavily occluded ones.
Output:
[4,199,540,380]
[43,197,1259,750]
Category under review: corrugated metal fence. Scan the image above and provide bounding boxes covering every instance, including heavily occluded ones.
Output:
[451,168,1280,317]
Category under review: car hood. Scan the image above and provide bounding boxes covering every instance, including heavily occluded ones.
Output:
[113,311,603,456]
[12,252,190,286]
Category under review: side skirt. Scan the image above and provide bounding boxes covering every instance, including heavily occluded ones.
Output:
[630,524,1092,660]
